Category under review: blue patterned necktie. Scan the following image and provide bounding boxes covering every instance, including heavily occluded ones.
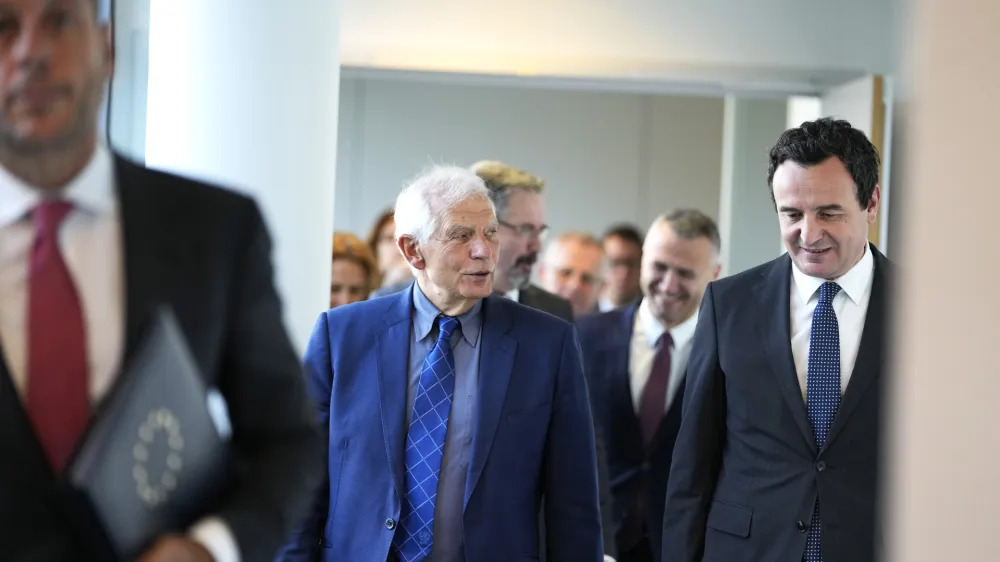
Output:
[804,281,842,562]
[393,315,460,561]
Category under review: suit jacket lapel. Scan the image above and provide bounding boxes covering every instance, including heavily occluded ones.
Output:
[612,304,644,447]
[825,245,890,449]
[114,156,178,365]
[375,288,413,501]
[754,255,816,454]
[464,296,516,509]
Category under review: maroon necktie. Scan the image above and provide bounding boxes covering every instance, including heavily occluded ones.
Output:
[638,332,672,446]
[25,200,90,472]
[622,331,675,549]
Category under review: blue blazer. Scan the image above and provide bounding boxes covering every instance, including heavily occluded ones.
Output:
[279,287,604,562]
[576,303,684,561]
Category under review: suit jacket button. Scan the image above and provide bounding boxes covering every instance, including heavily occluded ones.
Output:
[385,518,396,530]
[797,520,807,532]
[816,460,827,472]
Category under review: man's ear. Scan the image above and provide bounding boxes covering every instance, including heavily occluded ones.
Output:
[712,262,722,281]
[398,235,425,271]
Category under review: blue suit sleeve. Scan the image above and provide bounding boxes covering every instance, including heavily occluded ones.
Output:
[276,312,334,561]
[544,324,605,561]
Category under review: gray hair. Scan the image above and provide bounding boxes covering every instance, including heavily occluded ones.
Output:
[394,165,494,244]
[469,160,545,220]
[649,209,722,255]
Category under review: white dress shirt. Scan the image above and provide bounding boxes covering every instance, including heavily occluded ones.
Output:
[0,145,240,562]
[629,299,698,413]
[789,245,875,401]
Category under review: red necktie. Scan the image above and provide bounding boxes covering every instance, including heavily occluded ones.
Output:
[25,200,90,472]
[638,332,672,446]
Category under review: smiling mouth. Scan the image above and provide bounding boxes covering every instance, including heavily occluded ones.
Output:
[466,272,490,277]
[801,247,831,255]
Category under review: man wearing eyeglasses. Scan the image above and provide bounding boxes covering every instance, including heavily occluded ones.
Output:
[469,161,571,321]
[470,160,617,562]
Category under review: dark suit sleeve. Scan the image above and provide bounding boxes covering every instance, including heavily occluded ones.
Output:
[214,202,324,562]
[276,313,334,560]
[660,283,727,562]
[593,421,618,557]
[544,325,604,561]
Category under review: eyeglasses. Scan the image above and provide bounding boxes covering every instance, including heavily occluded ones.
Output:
[499,220,550,240]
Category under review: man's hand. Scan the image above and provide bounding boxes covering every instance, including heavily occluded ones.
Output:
[138,535,216,562]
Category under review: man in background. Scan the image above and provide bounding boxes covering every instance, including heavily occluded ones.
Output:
[598,225,643,311]
[537,232,606,317]
[470,160,573,321]
[0,1,322,561]
[577,210,721,562]
[471,160,617,561]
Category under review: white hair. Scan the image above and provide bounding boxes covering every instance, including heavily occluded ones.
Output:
[394,165,494,244]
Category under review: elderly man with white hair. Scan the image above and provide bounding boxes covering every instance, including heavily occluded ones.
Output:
[279,166,604,562]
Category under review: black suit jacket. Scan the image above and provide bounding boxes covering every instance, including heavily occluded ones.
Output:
[577,303,683,562]
[518,284,617,559]
[518,284,574,322]
[0,155,323,562]
[661,246,892,562]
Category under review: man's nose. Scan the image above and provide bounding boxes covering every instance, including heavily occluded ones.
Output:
[470,237,492,259]
[659,271,681,293]
[12,24,51,66]
[800,216,823,246]
[525,235,541,254]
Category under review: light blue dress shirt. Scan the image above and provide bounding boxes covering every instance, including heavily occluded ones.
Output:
[406,284,482,561]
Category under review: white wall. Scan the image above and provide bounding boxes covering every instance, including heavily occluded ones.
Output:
[341,0,893,90]
[107,0,150,161]
[718,97,787,276]
[334,77,725,238]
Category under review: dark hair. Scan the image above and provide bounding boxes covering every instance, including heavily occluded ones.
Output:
[767,117,881,208]
[660,209,721,253]
[601,224,643,248]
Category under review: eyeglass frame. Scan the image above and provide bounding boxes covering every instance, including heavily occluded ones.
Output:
[498,220,550,240]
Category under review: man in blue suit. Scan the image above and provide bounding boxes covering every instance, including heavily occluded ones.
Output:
[576,210,721,562]
[279,165,604,562]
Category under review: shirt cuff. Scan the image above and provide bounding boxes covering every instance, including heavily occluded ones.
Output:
[189,516,241,562]
[604,556,617,562]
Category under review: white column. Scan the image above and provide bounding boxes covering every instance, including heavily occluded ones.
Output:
[145,1,340,352]
[717,95,787,277]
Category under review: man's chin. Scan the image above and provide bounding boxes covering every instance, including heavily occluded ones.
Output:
[3,117,82,152]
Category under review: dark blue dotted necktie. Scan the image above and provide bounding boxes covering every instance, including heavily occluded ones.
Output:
[393,315,460,561]
[804,281,842,562]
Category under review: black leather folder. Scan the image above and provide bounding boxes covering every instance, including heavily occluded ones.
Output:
[69,307,231,560]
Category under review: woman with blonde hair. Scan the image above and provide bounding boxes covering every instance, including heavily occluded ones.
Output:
[329,232,376,308]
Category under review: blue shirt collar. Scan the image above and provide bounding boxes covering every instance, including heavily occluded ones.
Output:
[411,282,483,347]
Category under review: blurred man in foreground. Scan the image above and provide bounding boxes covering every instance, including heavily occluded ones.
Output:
[0,1,322,561]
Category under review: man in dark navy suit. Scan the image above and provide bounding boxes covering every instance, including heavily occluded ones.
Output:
[661,118,892,562]
[577,209,721,562]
